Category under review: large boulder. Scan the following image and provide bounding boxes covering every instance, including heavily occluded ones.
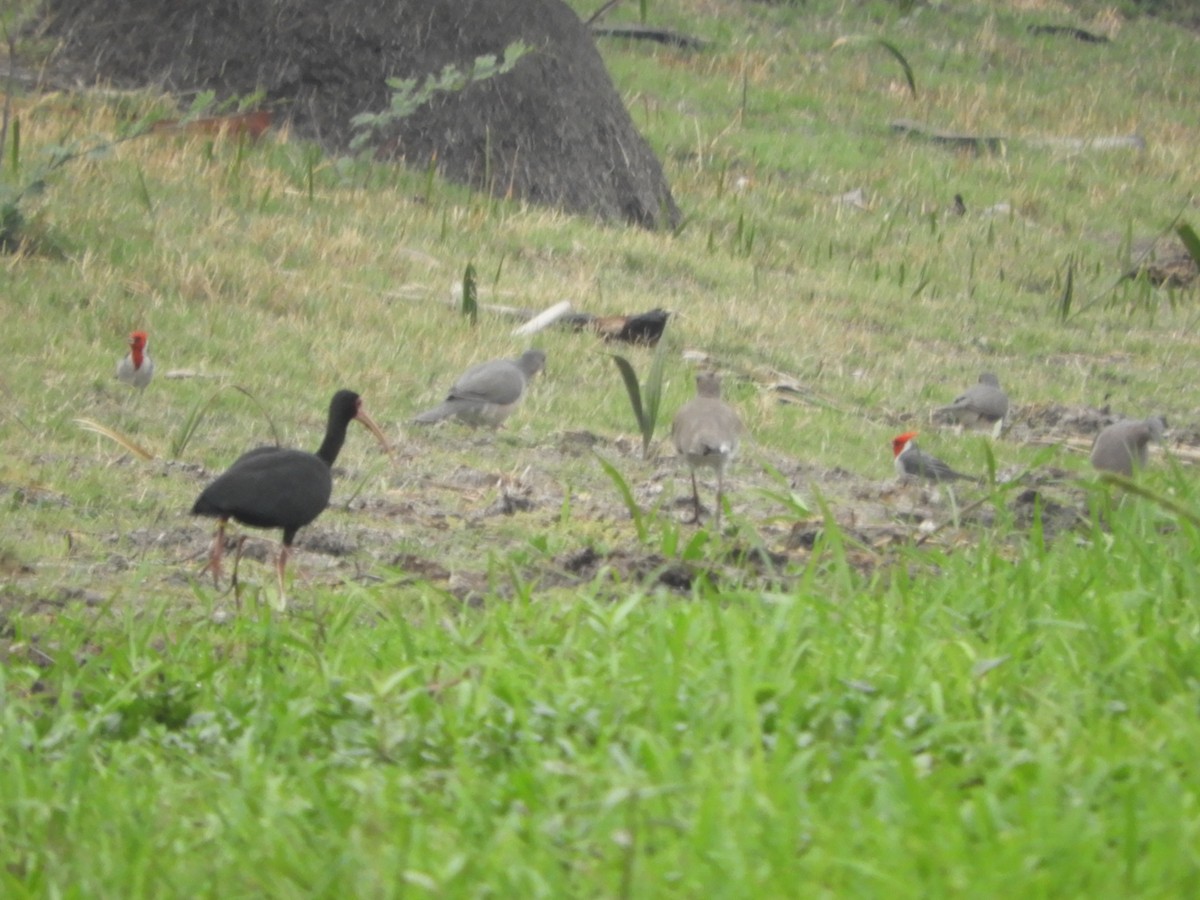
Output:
[39,0,681,229]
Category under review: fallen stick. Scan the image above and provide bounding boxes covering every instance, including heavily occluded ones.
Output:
[1027,24,1109,44]
[891,119,1004,154]
[891,118,1144,154]
[149,110,272,141]
[512,300,574,336]
[591,24,709,50]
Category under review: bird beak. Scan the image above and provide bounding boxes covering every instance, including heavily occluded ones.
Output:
[354,409,392,454]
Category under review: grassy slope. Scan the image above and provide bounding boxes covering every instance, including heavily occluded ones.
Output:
[2,0,1200,894]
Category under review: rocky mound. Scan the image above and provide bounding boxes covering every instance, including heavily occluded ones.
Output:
[37,0,681,229]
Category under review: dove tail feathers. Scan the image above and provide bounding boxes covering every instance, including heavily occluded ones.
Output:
[412,403,455,425]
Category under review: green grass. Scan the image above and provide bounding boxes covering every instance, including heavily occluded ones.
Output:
[4,487,1199,895]
[2,0,1200,894]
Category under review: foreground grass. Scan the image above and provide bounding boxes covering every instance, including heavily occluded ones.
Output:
[3,0,1200,894]
[3,485,1199,895]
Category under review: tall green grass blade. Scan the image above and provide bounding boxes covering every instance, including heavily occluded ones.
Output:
[611,354,646,435]
[171,395,219,460]
[640,335,671,456]
[980,439,997,485]
[1175,223,1200,268]
[875,39,917,98]
[832,35,917,98]
[753,460,812,521]
[134,163,154,217]
[595,452,647,542]
[171,385,280,460]
[423,156,437,203]
[462,263,478,325]
[611,340,670,461]
[1057,254,1074,322]
[1097,473,1200,529]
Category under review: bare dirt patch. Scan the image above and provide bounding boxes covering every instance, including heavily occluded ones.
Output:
[3,396,1193,617]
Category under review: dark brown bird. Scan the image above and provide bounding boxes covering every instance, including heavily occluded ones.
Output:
[563,309,671,346]
[192,390,388,605]
[591,308,671,346]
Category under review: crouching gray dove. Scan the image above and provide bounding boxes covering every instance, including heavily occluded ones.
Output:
[934,372,1009,434]
[1090,415,1167,476]
[413,349,546,427]
[672,371,743,527]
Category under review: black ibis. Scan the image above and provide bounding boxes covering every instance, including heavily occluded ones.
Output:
[191,389,389,604]
[412,349,546,427]
[117,331,154,390]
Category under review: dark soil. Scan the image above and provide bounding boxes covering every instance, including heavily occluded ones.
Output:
[35,0,681,229]
[0,399,1193,622]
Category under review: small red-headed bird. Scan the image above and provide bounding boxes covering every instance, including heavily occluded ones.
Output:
[892,431,977,482]
[116,331,154,390]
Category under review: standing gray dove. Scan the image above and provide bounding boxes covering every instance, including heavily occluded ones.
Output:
[934,372,1008,433]
[413,349,546,427]
[671,371,743,527]
[1090,416,1167,476]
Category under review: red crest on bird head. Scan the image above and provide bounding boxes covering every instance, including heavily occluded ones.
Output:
[128,331,149,368]
[892,431,919,457]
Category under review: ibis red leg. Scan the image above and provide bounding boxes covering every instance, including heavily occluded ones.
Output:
[206,519,228,585]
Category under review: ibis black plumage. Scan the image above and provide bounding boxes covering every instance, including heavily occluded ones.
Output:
[192,389,389,604]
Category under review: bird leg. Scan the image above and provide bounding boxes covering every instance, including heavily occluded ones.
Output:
[231,535,248,609]
[206,519,227,586]
[688,470,703,524]
[714,471,724,530]
[274,545,290,611]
